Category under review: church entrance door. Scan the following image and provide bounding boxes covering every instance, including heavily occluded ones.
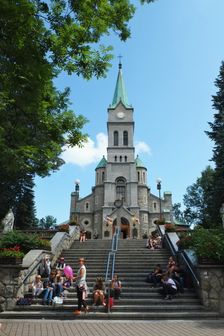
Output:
[113,217,130,239]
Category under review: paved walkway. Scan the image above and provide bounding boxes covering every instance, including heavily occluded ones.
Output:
[0,319,224,336]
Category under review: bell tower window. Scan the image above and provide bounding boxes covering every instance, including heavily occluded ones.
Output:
[123,131,128,146]
[114,131,118,146]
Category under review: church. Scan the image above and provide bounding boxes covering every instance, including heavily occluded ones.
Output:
[69,63,173,239]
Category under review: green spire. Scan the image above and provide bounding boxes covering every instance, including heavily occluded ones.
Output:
[96,155,107,169]
[135,155,146,169]
[111,62,130,108]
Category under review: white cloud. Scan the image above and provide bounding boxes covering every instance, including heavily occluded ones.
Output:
[62,133,107,167]
[62,133,151,167]
[135,141,151,155]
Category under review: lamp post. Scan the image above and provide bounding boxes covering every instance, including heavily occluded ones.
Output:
[75,179,80,195]
[156,178,162,220]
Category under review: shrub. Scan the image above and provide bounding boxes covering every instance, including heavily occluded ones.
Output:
[164,223,176,232]
[0,245,25,258]
[176,234,192,250]
[0,231,51,253]
[58,224,69,233]
[190,227,224,262]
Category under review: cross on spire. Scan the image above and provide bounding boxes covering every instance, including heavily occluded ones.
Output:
[118,55,123,69]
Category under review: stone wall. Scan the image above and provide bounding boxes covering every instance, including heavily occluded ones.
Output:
[0,227,79,312]
[197,264,224,315]
[0,265,23,311]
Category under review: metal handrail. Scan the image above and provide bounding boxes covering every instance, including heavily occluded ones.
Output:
[105,228,120,313]
[157,225,200,288]
[179,250,200,287]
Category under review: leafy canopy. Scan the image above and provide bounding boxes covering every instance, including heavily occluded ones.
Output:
[0,0,155,221]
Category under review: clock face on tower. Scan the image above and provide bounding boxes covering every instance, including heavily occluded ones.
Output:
[116,111,124,119]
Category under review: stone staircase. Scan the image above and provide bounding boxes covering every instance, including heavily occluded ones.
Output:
[0,239,220,320]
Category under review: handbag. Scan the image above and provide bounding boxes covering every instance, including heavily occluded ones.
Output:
[53,296,63,305]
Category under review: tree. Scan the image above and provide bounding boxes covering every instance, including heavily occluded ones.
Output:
[13,175,37,229]
[206,61,224,226]
[0,0,155,222]
[172,203,185,223]
[38,215,57,229]
[183,166,215,228]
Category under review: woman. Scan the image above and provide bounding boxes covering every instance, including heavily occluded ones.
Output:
[92,277,106,306]
[73,257,89,315]
[113,274,122,299]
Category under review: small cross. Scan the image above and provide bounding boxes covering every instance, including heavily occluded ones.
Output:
[118,54,123,68]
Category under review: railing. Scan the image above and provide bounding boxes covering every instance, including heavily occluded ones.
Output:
[157,225,200,288]
[105,227,120,313]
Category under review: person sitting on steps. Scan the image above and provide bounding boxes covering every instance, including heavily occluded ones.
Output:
[92,277,106,307]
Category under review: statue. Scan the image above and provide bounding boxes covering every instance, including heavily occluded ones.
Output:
[2,209,14,233]
[93,229,99,239]
[220,204,224,228]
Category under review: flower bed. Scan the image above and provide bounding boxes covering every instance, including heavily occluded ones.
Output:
[0,245,25,264]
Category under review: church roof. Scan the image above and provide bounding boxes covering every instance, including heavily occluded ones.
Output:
[96,155,107,169]
[111,62,131,108]
[135,155,146,169]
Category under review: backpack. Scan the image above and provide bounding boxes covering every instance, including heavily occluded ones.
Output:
[16,297,33,305]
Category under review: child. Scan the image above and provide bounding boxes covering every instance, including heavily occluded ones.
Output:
[31,275,43,297]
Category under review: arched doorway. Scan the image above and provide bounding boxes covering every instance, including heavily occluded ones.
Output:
[113,217,130,239]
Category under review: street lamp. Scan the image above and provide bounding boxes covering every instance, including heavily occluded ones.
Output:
[75,179,80,193]
[156,178,162,220]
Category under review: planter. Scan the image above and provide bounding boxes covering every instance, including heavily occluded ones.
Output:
[0,256,23,265]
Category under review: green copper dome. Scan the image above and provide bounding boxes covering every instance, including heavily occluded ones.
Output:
[111,63,131,108]
[96,155,107,169]
[135,155,146,169]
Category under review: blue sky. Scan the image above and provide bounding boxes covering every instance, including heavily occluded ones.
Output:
[35,0,224,224]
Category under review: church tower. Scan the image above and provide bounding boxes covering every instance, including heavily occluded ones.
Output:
[70,63,173,239]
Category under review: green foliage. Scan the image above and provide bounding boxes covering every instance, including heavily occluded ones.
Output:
[38,215,57,229]
[176,233,192,250]
[0,231,51,253]
[0,245,25,258]
[206,61,224,225]
[172,203,185,222]
[0,0,155,223]
[189,227,224,262]
[183,166,215,228]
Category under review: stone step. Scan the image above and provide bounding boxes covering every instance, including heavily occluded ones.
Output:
[1,310,219,320]
[14,304,206,313]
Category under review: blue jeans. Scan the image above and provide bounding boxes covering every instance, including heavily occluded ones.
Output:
[55,283,64,297]
[42,288,53,303]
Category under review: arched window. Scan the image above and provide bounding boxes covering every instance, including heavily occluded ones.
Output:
[143,172,145,183]
[124,156,127,162]
[85,202,89,211]
[102,171,105,181]
[123,131,128,146]
[114,131,118,146]
[116,177,126,201]
[115,156,117,162]
[137,171,140,182]
[120,156,122,162]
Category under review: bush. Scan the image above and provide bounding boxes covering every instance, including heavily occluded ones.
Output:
[0,231,51,253]
[176,233,192,250]
[164,223,176,232]
[0,245,25,258]
[58,224,69,233]
[189,227,224,262]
